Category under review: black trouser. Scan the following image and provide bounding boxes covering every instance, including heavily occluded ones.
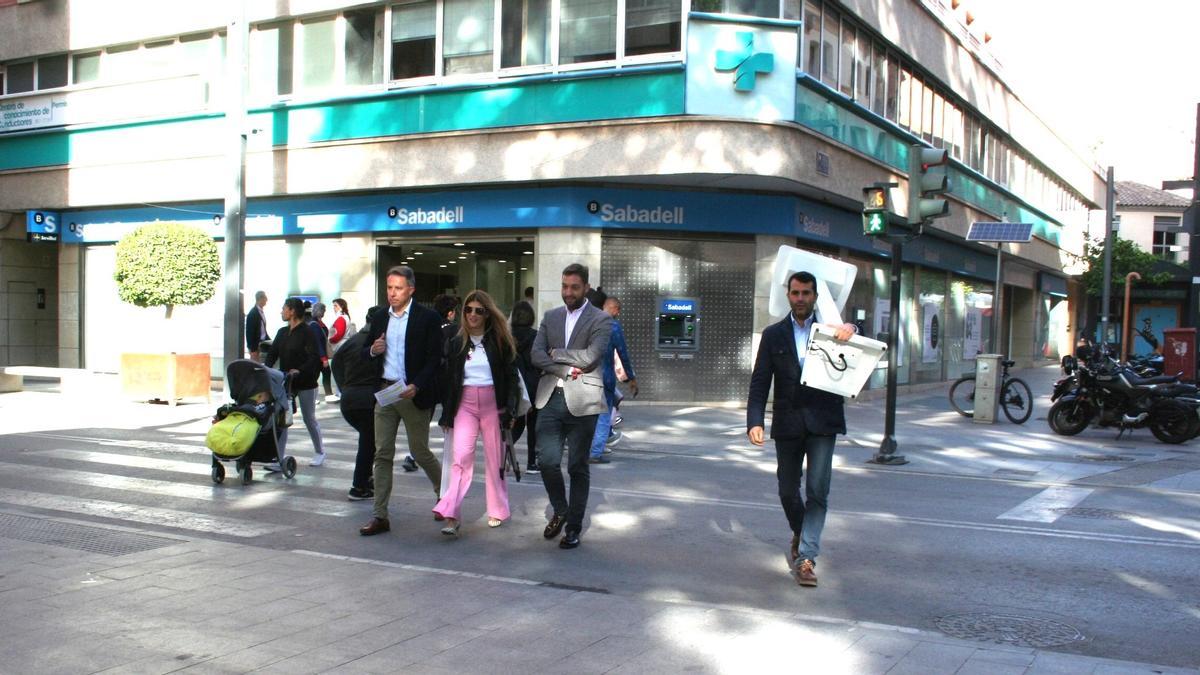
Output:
[511,407,539,467]
[340,402,375,491]
[321,364,333,395]
[536,390,597,533]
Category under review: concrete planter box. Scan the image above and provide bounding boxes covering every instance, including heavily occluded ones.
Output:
[120,352,211,406]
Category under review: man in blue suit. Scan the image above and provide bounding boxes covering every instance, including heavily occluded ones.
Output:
[747,270,857,588]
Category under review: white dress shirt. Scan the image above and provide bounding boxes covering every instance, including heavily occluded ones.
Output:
[463,335,493,386]
[791,312,815,368]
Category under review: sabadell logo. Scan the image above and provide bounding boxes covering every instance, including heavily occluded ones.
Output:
[595,202,685,225]
[392,206,464,225]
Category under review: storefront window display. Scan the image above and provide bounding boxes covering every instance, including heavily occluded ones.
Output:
[914,268,947,384]
[949,278,993,380]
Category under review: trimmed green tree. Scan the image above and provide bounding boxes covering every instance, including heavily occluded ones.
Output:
[1074,235,1172,295]
[114,222,221,318]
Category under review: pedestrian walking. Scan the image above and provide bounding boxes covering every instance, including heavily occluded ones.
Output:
[358,266,445,536]
[332,306,381,501]
[746,270,857,587]
[433,290,521,536]
[264,297,326,467]
[530,263,612,549]
[311,302,333,399]
[588,296,637,463]
[245,290,270,362]
[326,298,356,403]
[510,300,540,472]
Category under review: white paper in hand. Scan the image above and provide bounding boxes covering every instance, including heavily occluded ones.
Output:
[374,380,407,407]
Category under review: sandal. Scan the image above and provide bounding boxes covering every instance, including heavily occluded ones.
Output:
[440,519,460,537]
[487,517,503,528]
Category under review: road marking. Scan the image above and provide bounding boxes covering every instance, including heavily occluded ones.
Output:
[997,486,1094,523]
[0,461,358,517]
[0,488,289,537]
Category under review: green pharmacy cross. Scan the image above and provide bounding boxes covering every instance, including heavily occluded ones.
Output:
[715,32,775,92]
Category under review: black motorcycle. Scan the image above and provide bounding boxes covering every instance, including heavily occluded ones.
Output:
[1047,355,1199,444]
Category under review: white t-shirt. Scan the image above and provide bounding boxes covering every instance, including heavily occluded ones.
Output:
[463,335,493,386]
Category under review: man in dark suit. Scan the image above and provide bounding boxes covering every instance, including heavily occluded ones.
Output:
[747,270,857,587]
[358,266,445,536]
[530,263,612,549]
[245,290,269,361]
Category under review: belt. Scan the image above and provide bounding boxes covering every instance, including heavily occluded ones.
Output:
[382,379,400,387]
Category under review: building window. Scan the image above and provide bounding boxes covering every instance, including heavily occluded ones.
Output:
[501,0,550,67]
[345,9,383,85]
[560,0,616,65]
[625,0,681,57]
[820,7,838,87]
[250,22,294,97]
[725,0,778,17]
[298,17,337,90]
[392,1,437,79]
[838,21,853,97]
[443,0,494,74]
[5,61,33,93]
[870,42,885,117]
[37,54,68,89]
[1153,230,1178,259]
[801,0,820,75]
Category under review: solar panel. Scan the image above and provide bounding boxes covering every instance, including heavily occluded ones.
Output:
[966,221,1034,243]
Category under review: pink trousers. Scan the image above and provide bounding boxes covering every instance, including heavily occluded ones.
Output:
[433,385,510,522]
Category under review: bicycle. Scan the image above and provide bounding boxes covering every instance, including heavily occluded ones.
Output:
[948,359,1033,424]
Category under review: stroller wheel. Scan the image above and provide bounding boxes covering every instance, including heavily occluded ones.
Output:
[241,464,253,485]
[212,463,225,484]
[283,456,298,479]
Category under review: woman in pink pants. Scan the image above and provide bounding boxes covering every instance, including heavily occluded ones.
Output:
[433,290,521,536]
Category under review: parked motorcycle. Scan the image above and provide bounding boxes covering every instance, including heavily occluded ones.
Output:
[1047,354,1200,443]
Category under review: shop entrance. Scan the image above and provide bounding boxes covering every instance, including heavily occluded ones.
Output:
[376,237,536,312]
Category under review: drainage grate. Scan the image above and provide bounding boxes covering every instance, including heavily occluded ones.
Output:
[935,613,1085,648]
[0,513,182,556]
[1076,454,1136,463]
[1052,507,1133,521]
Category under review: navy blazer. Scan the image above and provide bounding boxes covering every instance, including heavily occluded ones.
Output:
[363,301,445,410]
[245,305,268,354]
[747,315,846,438]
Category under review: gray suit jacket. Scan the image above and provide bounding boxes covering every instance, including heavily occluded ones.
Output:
[530,303,613,416]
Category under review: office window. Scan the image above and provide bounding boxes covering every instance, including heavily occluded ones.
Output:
[345,9,383,85]
[298,17,336,90]
[250,22,294,97]
[870,42,885,117]
[6,61,34,93]
[501,0,550,67]
[820,7,837,87]
[920,79,933,142]
[724,0,778,16]
[885,54,899,121]
[839,21,853,96]
[945,103,962,159]
[37,54,68,89]
[444,0,494,74]
[897,67,911,128]
[560,0,616,64]
[930,90,944,147]
[392,1,436,79]
[783,0,800,21]
[802,1,820,75]
[72,52,100,84]
[853,32,869,102]
[626,0,681,56]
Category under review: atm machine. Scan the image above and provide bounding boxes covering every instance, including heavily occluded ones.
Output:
[656,298,699,356]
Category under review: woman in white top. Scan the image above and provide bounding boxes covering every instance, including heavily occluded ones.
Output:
[433,290,521,536]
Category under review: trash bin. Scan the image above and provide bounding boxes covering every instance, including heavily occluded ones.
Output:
[1162,328,1196,382]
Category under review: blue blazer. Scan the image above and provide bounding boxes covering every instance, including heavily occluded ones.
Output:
[747,316,846,438]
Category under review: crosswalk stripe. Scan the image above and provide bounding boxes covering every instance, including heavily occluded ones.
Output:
[0,487,289,537]
[997,486,1094,523]
[0,461,358,517]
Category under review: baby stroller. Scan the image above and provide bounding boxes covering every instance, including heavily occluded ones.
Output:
[208,359,297,485]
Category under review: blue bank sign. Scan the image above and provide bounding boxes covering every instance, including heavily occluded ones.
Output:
[660,299,696,314]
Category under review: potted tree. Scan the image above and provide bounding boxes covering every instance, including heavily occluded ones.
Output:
[114,222,221,405]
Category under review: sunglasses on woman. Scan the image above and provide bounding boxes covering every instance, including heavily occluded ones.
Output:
[463,305,488,316]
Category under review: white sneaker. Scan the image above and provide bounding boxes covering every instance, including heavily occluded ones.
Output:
[310,453,326,467]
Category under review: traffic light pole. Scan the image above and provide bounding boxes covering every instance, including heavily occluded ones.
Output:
[871,234,907,464]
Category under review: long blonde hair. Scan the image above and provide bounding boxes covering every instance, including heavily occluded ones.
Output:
[457,289,516,361]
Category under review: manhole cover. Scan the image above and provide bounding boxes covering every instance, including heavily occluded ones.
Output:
[935,613,1085,648]
[1076,454,1136,462]
[1052,507,1132,521]
[0,513,182,556]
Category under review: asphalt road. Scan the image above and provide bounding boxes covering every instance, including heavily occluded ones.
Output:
[1,370,1198,668]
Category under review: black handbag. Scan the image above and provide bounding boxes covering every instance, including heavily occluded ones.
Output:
[501,429,521,482]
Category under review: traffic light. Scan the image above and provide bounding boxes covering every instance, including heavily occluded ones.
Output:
[908,146,950,224]
[862,185,890,235]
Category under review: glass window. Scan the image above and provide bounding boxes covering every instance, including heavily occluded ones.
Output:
[104,44,141,83]
[920,79,933,142]
[885,54,899,121]
[179,34,215,77]
[725,0,778,17]
[37,54,68,89]
[625,0,681,56]
[945,103,962,159]
[501,0,550,67]
[871,42,885,116]
[142,40,177,79]
[820,7,838,87]
[897,67,911,128]
[931,90,944,147]
[299,17,336,90]
[839,21,853,96]
[391,1,436,79]
[73,52,100,84]
[854,32,869,103]
[910,74,923,132]
[444,0,494,74]
[560,0,616,64]
[801,1,820,75]
[250,22,294,97]
[345,9,382,85]
[0,71,4,94]
[5,61,33,93]
[783,0,800,20]
[1153,231,1177,259]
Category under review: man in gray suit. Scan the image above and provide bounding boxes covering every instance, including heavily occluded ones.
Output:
[531,263,613,549]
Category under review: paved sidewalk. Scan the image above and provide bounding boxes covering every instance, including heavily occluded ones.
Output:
[1,365,1197,673]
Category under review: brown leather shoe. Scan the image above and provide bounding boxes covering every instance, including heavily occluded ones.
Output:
[788,534,800,566]
[794,558,817,587]
[543,515,565,539]
[359,517,390,536]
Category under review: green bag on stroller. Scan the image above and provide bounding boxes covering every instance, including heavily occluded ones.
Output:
[206,411,261,458]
